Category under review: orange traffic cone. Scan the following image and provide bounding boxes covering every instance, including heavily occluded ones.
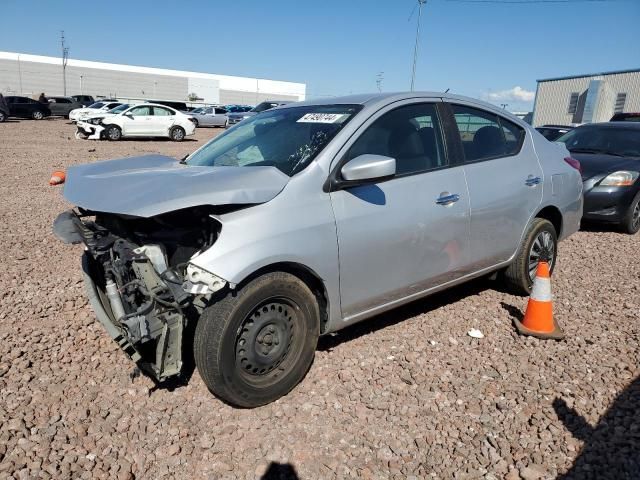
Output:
[514,260,564,340]
[49,170,66,186]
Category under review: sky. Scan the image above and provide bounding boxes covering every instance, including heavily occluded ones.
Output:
[1,0,639,111]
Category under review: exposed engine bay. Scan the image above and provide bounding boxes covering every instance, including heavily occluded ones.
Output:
[54,207,226,381]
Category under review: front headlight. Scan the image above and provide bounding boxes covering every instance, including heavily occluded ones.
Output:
[89,118,103,125]
[599,171,639,187]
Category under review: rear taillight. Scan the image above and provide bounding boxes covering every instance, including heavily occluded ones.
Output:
[564,156,582,174]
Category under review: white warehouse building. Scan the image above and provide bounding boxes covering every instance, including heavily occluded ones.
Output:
[0,51,306,105]
[532,68,640,127]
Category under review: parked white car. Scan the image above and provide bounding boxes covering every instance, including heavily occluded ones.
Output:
[76,103,196,141]
[69,101,123,122]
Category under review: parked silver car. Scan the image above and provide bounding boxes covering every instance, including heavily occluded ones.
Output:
[189,106,229,127]
[54,92,583,407]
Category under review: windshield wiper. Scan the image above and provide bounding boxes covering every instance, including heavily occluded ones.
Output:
[179,154,189,165]
[570,148,624,157]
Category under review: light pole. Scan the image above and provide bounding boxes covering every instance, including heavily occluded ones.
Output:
[80,75,83,96]
[410,0,427,91]
[61,31,69,96]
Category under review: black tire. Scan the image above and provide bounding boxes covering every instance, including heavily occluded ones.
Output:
[192,118,199,127]
[620,191,640,234]
[504,218,557,295]
[170,126,185,141]
[32,110,44,120]
[0,112,6,123]
[105,125,121,141]
[194,272,320,407]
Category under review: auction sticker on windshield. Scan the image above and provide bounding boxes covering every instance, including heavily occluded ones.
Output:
[297,113,350,124]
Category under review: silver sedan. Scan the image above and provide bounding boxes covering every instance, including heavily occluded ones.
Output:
[55,92,583,407]
[189,106,229,127]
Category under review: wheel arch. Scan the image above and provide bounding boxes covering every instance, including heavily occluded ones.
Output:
[535,205,563,238]
[234,262,330,334]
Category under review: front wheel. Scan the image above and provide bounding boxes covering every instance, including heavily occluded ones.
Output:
[32,110,44,120]
[0,112,6,123]
[194,272,320,407]
[620,192,640,234]
[170,126,185,141]
[503,218,557,295]
[105,125,122,141]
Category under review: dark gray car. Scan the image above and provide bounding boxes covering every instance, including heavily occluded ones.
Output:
[48,96,83,118]
[226,100,294,126]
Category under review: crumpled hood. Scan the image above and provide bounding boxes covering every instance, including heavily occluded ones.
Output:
[63,154,290,217]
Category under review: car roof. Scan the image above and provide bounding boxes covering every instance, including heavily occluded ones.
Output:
[280,91,527,123]
[577,122,640,130]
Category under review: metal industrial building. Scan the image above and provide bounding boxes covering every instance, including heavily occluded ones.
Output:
[532,68,640,126]
[0,51,306,105]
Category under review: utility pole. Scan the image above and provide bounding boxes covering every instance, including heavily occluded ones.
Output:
[410,0,427,91]
[61,31,69,96]
[376,72,384,92]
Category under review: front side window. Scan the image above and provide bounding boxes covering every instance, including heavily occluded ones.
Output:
[129,106,152,116]
[451,105,523,161]
[186,104,362,176]
[345,103,446,175]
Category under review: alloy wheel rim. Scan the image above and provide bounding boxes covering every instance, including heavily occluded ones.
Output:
[108,128,119,140]
[528,231,555,281]
[174,129,184,140]
[235,300,296,377]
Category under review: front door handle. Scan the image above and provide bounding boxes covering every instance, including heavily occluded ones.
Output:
[525,175,542,187]
[436,193,460,206]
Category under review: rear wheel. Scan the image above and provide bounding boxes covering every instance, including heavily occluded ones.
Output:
[192,118,199,127]
[620,192,640,234]
[32,110,44,120]
[0,112,6,123]
[504,218,557,295]
[105,125,122,141]
[170,126,185,141]
[194,272,320,407]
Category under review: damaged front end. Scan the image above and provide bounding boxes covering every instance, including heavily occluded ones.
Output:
[75,119,105,140]
[54,207,226,381]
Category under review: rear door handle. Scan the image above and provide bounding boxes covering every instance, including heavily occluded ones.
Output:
[525,175,542,186]
[436,193,460,206]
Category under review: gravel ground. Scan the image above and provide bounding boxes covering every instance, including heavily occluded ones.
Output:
[0,118,638,480]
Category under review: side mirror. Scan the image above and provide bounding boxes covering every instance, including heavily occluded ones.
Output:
[124,113,134,119]
[341,154,396,182]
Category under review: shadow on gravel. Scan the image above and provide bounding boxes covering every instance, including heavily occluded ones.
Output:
[579,221,622,234]
[260,462,300,479]
[554,375,640,479]
[500,302,524,322]
[318,277,493,351]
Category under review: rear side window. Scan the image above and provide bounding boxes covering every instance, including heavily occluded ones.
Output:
[346,103,446,176]
[451,105,524,162]
[153,106,174,116]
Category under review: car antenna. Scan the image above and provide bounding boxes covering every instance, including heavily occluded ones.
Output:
[444,88,450,93]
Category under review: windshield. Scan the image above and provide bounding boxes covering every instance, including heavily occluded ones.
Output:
[557,127,640,157]
[109,104,129,114]
[186,104,362,176]
[88,102,105,109]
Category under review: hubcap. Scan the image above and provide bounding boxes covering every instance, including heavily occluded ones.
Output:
[528,231,555,281]
[235,300,295,376]
[108,128,119,140]
[174,129,184,140]
[632,201,640,230]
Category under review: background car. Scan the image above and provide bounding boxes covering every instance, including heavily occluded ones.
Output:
[69,101,123,122]
[557,122,640,233]
[536,124,574,141]
[610,112,640,122]
[224,105,252,113]
[70,95,95,107]
[189,106,229,127]
[146,100,188,112]
[77,103,196,141]
[48,96,83,118]
[4,96,51,120]
[226,100,293,126]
